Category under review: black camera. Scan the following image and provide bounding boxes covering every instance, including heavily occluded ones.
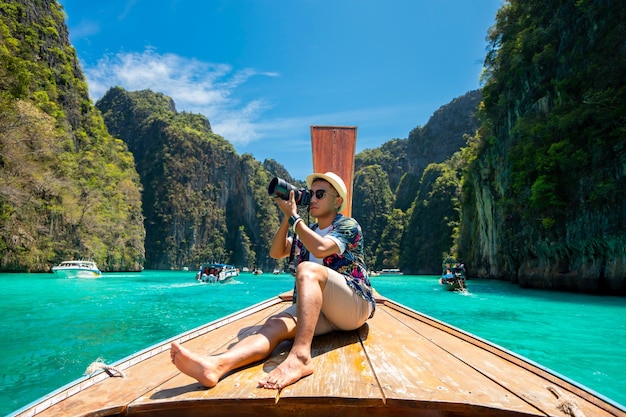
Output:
[268,177,312,206]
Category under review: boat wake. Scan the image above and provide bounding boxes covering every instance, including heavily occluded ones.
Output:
[169,282,201,289]
[195,279,244,286]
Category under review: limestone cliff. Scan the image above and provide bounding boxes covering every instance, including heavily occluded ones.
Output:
[0,0,144,271]
[458,0,626,293]
[407,90,482,183]
[353,90,482,274]
[96,87,281,271]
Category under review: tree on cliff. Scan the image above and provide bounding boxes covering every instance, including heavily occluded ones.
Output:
[458,0,626,293]
[352,91,481,274]
[0,0,144,271]
[96,87,281,271]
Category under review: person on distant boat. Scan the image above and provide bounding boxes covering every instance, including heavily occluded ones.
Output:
[170,171,375,390]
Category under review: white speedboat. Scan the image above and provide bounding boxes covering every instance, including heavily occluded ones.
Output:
[196,263,239,283]
[379,268,403,275]
[51,260,102,279]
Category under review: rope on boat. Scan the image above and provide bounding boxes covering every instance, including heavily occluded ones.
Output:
[547,386,586,417]
[84,358,126,378]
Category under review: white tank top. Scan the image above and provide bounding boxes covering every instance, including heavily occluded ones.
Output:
[309,225,332,265]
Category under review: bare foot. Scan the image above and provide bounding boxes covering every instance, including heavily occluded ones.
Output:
[258,351,314,389]
[170,342,222,387]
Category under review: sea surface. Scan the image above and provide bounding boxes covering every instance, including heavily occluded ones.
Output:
[1,270,625,416]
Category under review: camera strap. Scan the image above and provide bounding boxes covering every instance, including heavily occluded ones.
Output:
[288,212,309,275]
[288,232,297,275]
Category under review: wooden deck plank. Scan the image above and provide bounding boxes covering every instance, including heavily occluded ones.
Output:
[277,328,382,403]
[310,125,357,217]
[126,303,290,414]
[127,302,384,416]
[362,304,547,416]
[383,301,624,417]
[130,305,383,411]
[174,302,287,355]
[29,349,177,417]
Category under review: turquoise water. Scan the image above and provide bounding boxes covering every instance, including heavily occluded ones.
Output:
[1,271,625,415]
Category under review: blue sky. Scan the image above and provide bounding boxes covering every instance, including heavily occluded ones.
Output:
[60,0,502,180]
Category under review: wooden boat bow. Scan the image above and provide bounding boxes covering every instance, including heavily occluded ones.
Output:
[10,292,624,417]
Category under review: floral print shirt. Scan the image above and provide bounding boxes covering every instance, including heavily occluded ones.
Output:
[293,214,375,318]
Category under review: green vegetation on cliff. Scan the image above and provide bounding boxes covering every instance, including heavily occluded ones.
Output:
[458,0,626,292]
[3,0,623,295]
[96,87,281,271]
[353,90,481,273]
[0,0,144,271]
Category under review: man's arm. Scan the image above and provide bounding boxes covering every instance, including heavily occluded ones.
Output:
[293,221,340,259]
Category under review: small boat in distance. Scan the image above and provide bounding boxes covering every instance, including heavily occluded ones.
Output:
[379,268,402,275]
[440,259,467,291]
[51,260,102,279]
[196,263,239,284]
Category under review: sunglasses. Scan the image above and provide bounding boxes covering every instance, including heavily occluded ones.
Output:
[311,189,336,199]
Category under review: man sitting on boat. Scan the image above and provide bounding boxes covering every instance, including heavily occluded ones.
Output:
[170,172,376,390]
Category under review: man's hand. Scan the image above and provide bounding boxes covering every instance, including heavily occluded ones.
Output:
[274,190,298,218]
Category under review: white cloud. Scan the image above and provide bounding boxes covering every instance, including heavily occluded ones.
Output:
[81,49,418,163]
[82,49,278,146]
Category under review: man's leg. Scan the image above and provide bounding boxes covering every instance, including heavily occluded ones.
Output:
[171,312,296,387]
[258,261,328,389]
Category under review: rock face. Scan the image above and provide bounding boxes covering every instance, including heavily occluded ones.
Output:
[0,0,145,272]
[407,90,482,182]
[457,0,626,294]
[351,91,483,274]
[96,87,281,271]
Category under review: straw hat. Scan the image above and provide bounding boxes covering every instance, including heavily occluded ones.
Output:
[306,172,348,212]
